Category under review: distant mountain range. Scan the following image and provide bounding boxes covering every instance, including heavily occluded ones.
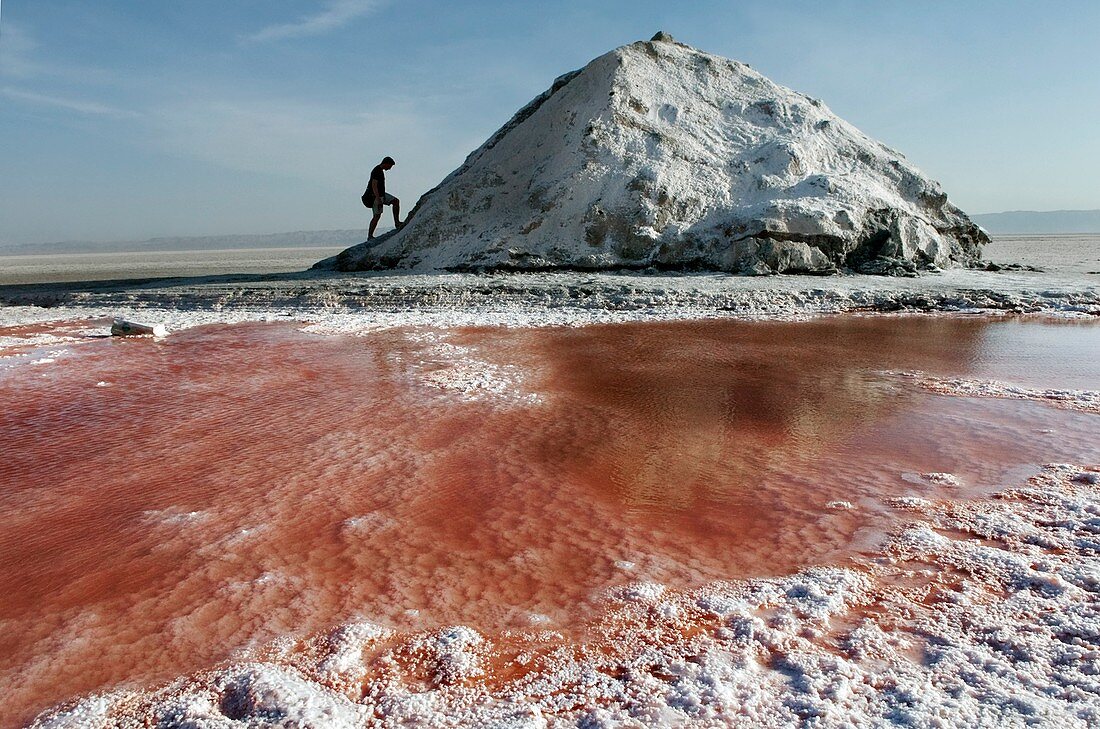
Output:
[0,229,368,255]
[970,210,1100,234]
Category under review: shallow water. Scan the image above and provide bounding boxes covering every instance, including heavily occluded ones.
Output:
[1,315,1098,726]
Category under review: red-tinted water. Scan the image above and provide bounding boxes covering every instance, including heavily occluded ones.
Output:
[1,316,1097,726]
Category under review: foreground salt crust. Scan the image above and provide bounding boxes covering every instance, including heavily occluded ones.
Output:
[32,464,1100,728]
[1,264,1098,346]
[394,329,544,405]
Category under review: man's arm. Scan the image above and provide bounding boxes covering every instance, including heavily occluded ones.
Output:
[371,178,381,198]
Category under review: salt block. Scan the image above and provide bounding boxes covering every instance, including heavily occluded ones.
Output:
[111,319,168,338]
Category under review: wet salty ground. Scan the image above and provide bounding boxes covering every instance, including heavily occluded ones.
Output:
[1,314,1098,726]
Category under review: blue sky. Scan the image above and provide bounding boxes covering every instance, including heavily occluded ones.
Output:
[1,0,1098,245]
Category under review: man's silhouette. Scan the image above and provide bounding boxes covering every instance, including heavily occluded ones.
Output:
[363,156,402,239]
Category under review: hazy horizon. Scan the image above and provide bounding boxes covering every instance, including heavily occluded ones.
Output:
[0,227,371,254]
[3,1,1099,246]
[0,209,1096,257]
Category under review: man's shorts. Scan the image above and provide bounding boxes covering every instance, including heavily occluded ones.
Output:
[372,193,397,216]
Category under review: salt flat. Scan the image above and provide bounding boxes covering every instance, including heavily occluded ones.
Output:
[0,247,347,286]
[0,237,1096,340]
[1,236,1098,728]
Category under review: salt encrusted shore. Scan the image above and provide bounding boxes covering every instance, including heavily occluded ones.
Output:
[29,463,1100,728]
[5,268,1098,727]
[888,371,1100,414]
[0,266,1097,337]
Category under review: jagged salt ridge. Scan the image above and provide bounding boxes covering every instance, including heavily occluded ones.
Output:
[328,32,987,275]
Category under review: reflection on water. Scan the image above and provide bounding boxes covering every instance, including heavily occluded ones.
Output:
[536,318,987,512]
[0,316,1097,727]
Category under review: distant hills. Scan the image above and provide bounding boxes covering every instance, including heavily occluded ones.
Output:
[971,210,1100,234]
[0,229,368,255]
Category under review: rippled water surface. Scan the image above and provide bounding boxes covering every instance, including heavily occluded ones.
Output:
[1,315,1097,726]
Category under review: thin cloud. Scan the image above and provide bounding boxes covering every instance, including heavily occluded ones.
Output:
[0,20,40,78]
[1,87,140,119]
[0,20,123,85]
[244,0,385,43]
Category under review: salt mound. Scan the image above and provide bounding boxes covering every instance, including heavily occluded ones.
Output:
[327,32,987,275]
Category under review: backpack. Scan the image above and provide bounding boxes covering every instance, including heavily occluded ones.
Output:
[361,188,374,208]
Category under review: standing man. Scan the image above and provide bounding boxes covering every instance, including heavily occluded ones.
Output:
[363,156,402,240]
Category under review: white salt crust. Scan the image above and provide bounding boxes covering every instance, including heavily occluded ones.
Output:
[920,472,963,487]
[1,257,1098,343]
[393,329,544,405]
[1,264,1096,393]
[890,370,1100,414]
[30,464,1100,727]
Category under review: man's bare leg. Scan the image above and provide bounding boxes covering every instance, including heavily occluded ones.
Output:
[392,199,402,228]
[368,212,382,239]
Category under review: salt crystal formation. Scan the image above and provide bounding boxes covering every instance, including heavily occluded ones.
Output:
[327,32,987,275]
[32,465,1100,727]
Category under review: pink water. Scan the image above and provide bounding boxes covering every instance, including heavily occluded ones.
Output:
[1,315,1097,726]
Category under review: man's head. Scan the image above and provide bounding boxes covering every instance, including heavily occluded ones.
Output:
[381,156,396,170]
